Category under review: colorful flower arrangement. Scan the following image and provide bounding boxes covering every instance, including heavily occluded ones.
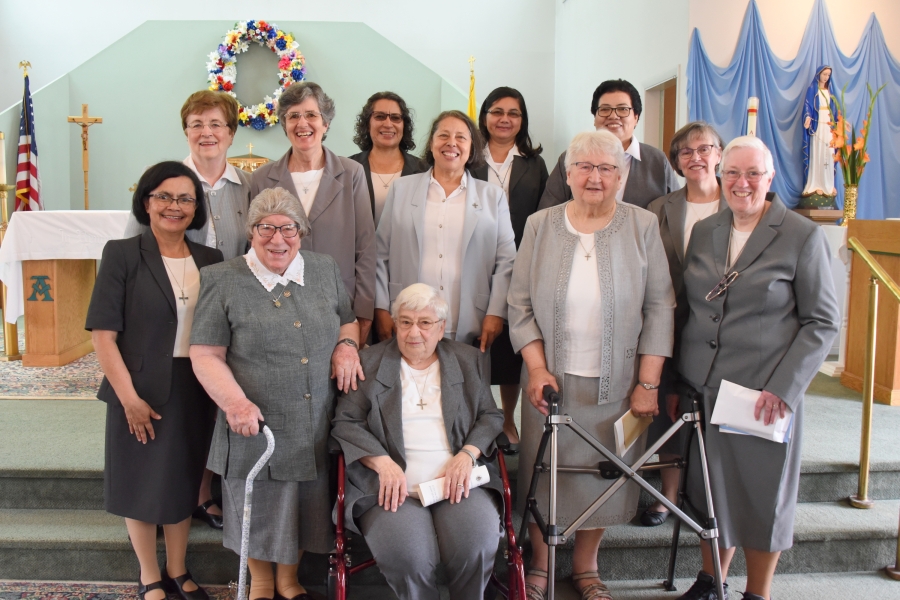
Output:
[829,83,885,185]
[207,20,306,130]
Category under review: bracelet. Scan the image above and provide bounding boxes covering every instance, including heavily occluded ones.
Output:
[337,338,359,349]
[459,448,477,467]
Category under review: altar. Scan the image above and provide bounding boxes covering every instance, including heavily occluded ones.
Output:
[0,210,130,365]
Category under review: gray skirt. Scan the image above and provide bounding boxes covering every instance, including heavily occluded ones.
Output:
[518,373,646,530]
[222,466,334,564]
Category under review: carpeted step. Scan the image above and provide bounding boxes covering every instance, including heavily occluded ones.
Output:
[1,500,897,584]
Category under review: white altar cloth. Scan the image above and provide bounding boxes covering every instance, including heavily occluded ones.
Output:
[0,210,130,323]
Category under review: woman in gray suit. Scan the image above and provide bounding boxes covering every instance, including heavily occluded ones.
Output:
[251,82,376,346]
[190,188,362,600]
[509,130,675,600]
[675,136,839,600]
[332,283,504,600]
[373,110,516,354]
[643,122,726,527]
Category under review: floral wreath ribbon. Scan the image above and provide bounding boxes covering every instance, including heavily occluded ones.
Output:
[207,20,306,130]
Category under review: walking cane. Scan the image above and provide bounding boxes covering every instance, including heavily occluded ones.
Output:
[232,421,275,600]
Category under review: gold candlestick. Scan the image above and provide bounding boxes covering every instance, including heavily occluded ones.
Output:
[0,173,22,361]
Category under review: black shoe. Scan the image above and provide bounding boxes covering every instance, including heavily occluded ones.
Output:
[677,570,728,600]
[138,581,165,600]
[162,567,209,600]
[274,593,314,600]
[741,594,766,600]
[640,508,670,527]
[192,499,223,529]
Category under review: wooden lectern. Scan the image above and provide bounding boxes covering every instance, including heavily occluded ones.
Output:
[22,259,95,366]
[841,220,900,405]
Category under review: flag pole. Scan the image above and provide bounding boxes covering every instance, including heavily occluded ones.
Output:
[0,131,22,361]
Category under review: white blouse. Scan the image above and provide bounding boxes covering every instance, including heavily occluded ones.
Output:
[563,209,603,377]
[371,170,402,227]
[399,358,453,495]
[161,256,200,357]
[683,200,719,255]
[484,144,519,198]
[291,169,324,217]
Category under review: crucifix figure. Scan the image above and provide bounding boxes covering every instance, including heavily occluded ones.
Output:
[67,104,103,210]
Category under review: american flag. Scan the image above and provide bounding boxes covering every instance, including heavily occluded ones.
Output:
[15,74,42,211]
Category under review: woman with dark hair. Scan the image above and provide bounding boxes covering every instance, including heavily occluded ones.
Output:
[538,79,679,211]
[251,81,376,346]
[471,86,548,448]
[374,110,516,357]
[87,161,223,600]
[349,91,428,226]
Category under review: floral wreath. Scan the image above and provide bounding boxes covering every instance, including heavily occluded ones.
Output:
[207,20,307,130]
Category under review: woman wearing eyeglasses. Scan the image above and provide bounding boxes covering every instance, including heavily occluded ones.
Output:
[538,79,679,211]
[191,187,362,600]
[509,130,674,600]
[349,92,427,227]
[675,136,838,600]
[470,86,548,450]
[251,82,376,347]
[87,162,224,600]
[641,122,727,529]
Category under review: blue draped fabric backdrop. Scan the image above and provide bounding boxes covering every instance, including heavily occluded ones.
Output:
[687,0,900,219]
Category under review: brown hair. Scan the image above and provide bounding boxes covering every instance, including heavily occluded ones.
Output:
[668,121,725,176]
[181,91,240,134]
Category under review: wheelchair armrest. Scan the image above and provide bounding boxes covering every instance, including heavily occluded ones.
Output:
[327,436,343,456]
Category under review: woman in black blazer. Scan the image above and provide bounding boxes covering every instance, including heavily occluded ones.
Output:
[86,162,223,600]
[348,91,428,227]
[472,86,548,449]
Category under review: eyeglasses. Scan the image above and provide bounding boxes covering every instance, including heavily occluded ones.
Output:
[705,271,739,301]
[396,318,442,330]
[572,162,618,177]
[148,193,196,207]
[372,112,403,123]
[285,111,322,123]
[486,109,523,119]
[677,144,718,160]
[595,106,634,118]
[722,169,767,183]
[186,121,227,132]
[254,223,300,238]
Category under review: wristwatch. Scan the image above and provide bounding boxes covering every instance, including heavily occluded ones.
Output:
[638,381,659,390]
[337,338,359,349]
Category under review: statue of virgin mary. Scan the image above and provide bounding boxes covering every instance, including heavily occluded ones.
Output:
[802,65,838,197]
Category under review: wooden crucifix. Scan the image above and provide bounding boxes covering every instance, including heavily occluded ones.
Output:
[67,104,102,210]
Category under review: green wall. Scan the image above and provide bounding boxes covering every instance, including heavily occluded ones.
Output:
[0,20,466,212]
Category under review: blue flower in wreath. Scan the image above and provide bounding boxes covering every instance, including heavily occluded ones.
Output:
[291,69,304,81]
[275,37,287,50]
[267,29,277,39]
[251,116,267,130]
[266,103,274,110]
[247,20,256,29]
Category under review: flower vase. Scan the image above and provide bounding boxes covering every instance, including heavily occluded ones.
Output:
[841,184,858,227]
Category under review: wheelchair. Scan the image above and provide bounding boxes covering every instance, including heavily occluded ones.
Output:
[326,434,527,600]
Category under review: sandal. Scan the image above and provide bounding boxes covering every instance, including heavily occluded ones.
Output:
[572,571,613,600]
[137,581,165,600]
[524,568,548,600]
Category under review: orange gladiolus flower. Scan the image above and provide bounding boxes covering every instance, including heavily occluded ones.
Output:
[854,137,865,150]
[864,153,871,162]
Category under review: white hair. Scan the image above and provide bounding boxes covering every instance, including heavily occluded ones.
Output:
[721,135,775,173]
[246,187,311,240]
[391,283,449,322]
[564,129,626,172]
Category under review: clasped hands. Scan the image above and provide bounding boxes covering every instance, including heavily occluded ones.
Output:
[365,452,476,512]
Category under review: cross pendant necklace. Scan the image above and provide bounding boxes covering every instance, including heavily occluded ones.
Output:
[411,366,430,409]
[162,243,190,304]
[578,237,594,261]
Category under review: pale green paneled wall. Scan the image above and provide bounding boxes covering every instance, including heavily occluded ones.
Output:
[0,20,465,212]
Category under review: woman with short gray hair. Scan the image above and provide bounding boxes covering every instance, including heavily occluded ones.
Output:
[509,129,675,599]
[251,81,376,346]
[190,188,362,599]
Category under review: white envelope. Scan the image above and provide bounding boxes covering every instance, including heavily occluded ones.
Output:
[710,380,793,443]
[416,465,491,507]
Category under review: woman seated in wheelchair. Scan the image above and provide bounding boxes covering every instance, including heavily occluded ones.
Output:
[332,283,504,600]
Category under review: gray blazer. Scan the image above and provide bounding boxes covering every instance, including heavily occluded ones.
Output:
[508,202,675,404]
[472,154,549,248]
[537,143,680,211]
[191,250,357,482]
[123,168,252,261]
[250,147,376,320]
[331,338,504,533]
[646,184,727,376]
[678,194,840,408]
[374,170,517,345]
